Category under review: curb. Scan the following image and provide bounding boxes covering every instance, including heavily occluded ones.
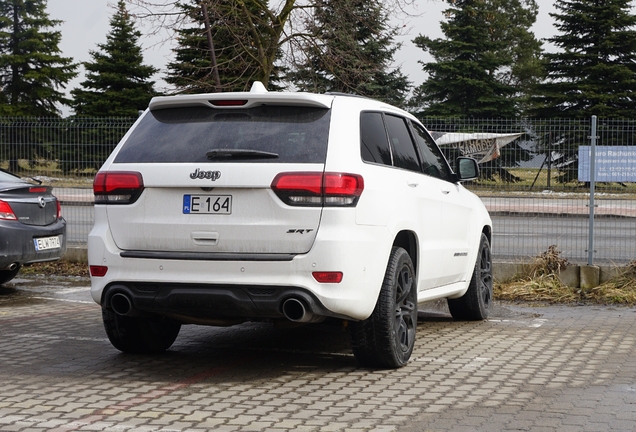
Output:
[63,246,88,263]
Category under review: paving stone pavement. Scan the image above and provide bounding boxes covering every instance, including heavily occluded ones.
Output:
[1,276,635,431]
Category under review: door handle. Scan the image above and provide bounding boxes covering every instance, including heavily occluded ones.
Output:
[191,231,219,246]
[407,182,419,188]
[441,189,451,195]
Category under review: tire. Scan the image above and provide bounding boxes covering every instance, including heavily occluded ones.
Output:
[0,266,20,285]
[102,308,181,354]
[448,233,493,321]
[350,247,417,368]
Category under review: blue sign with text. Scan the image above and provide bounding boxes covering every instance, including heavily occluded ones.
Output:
[578,146,636,182]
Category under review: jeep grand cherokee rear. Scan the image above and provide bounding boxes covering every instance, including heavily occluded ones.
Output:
[88,83,492,368]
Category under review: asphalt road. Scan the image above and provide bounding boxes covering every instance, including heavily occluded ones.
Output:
[1,276,635,431]
[62,204,636,264]
[494,214,636,263]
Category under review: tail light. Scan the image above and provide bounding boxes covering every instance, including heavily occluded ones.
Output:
[271,172,364,207]
[56,200,62,219]
[90,265,108,277]
[93,171,144,204]
[0,200,17,220]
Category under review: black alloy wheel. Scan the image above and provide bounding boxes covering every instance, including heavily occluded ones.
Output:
[350,247,417,368]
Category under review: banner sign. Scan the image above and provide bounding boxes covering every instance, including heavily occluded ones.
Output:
[431,132,522,164]
[578,146,636,182]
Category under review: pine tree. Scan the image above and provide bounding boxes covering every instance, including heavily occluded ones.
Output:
[530,0,636,184]
[531,0,636,118]
[166,0,286,93]
[0,0,77,116]
[411,0,542,117]
[289,0,410,107]
[71,0,158,117]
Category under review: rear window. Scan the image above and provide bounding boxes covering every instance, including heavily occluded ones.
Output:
[114,105,331,164]
[0,170,22,183]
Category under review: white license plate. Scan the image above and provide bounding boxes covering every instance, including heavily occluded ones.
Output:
[183,195,232,214]
[34,236,61,251]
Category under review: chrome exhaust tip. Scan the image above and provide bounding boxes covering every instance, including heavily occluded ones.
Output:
[110,292,134,316]
[282,297,321,323]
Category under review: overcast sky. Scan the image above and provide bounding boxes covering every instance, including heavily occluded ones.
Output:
[46,0,558,114]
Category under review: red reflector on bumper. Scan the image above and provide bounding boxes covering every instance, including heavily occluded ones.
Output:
[90,266,108,277]
[312,271,343,283]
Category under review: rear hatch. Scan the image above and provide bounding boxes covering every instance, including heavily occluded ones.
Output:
[100,94,334,256]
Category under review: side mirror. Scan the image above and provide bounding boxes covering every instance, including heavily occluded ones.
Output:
[456,157,479,182]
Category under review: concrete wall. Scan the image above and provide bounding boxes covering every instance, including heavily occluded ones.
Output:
[63,247,88,264]
[492,261,623,289]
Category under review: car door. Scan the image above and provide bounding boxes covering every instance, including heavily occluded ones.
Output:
[410,122,473,285]
[381,114,446,290]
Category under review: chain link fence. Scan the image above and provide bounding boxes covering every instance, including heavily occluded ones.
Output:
[0,117,136,252]
[2,116,635,264]
[424,117,636,264]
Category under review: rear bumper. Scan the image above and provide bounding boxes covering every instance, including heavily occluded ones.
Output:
[101,282,340,323]
[0,219,67,269]
[88,213,393,321]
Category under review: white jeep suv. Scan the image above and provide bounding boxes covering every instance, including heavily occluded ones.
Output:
[88,83,493,368]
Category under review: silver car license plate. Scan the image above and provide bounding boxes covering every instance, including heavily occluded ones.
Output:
[34,236,61,251]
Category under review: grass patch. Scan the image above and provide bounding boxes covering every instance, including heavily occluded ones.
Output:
[20,260,89,278]
[585,264,636,305]
[496,275,580,304]
[466,167,636,196]
[2,159,96,187]
[496,246,636,306]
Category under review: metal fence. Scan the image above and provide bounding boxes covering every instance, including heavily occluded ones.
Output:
[0,116,136,257]
[424,117,636,265]
[2,116,635,265]
[0,117,137,174]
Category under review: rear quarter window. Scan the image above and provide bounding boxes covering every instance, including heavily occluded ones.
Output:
[360,112,392,166]
[114,105,331,164]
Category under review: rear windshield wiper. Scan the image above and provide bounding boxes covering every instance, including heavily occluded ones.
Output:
[206,149,279,160]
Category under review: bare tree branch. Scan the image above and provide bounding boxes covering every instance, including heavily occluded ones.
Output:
[125,0,421,91]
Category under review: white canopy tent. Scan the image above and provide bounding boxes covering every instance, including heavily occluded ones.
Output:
[430,132,523,164]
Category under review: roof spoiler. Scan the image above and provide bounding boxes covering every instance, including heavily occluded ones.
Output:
[148,82,333,110]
